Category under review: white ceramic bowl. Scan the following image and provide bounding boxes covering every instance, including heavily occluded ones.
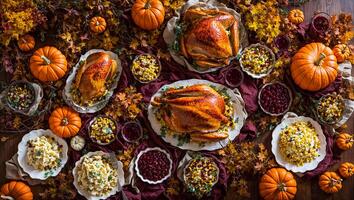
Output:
[17,129,68,180]
[135,147,172,184]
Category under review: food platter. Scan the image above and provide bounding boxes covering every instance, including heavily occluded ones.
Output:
[63,49,122,113]
[148,79,247,151]
[271,113,327,173]
[17,129,68,180]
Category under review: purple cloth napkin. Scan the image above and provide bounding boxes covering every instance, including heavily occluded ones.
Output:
[304,125,340,178]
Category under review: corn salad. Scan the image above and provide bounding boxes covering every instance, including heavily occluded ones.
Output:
[241,46,273,75]
[131,54,160,82]
[184,157,218,199]
[278,121,320,166]
[89,117,116,144]
[26,135,62,171]
[317,94,344,123]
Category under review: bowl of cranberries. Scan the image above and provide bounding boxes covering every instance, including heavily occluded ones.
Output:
[135,147,173,184]
[258,82,292,116]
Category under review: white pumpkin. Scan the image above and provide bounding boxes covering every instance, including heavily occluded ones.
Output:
[70,135,85,151]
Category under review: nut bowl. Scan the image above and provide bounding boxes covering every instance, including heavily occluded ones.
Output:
[258,82,293,116]
[240,43,275,79]
[134,147,173,184]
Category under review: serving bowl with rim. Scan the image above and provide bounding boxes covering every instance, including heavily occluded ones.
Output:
[239,43,275,79]
[131,53,162,84]
[88,115,118,146]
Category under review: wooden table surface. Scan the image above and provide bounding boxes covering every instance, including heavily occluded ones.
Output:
[1,0,353,200]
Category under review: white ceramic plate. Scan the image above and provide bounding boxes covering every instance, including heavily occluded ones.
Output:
[271,113,327,173]
[17,129,68,180]
[63,49,122,113]
[73,151,125,200]
[148,79,247,151]
[134,147,173,184]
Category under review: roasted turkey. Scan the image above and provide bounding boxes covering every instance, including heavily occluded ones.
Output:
[151,84,230,142]
[180,7,239,69]
[74,52,118,101]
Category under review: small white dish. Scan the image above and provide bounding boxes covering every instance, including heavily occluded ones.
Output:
[17,129,68,180]
[134,147,173,184]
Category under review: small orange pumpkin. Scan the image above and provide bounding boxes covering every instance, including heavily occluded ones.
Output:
[89,16,107,33]
[332,44,351,63]
[290,43,338,91]
[336,133,353,150]
[319,172,342,193]
[49,106,82,138]
[338,162,354,178]
[132,0,165,30]
[0,181,33,200]
[259,168,297,200]
[17,35,35,52]
[30,46,68,82]
[288,9,304,24]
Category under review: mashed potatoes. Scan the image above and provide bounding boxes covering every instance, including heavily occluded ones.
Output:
[26,135,62,171]
[77,155,118,196]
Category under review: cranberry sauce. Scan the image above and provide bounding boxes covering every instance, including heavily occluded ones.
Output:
[259,83,291,115]
[137,150,171,182]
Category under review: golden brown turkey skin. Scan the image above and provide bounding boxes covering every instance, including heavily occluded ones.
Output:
[75,52,118,101]
[180,8,239,69]
[151,84,230,142]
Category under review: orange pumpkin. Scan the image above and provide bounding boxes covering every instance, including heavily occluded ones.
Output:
[0,181,33,200]
[290,43,338,91]
[338,162,354,178]
[17,35,35,52]
[29,46,68,82]
[132,0,165,30]
[288,9,304,24]
[332,44,351,63]
[319,172,342,193]
[89,16,107,33]
[259,168,297,200]
[336,133,353,150]
[49,106,82,138]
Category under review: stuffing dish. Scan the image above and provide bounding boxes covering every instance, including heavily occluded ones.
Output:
[89,116,117,145]
[278,121,320,166]
[131,54,161,83]
[184,157,219,199]
[317,93,344,124]
[76,154,118,196]
[26,135,62,171]
[240,44,274,76]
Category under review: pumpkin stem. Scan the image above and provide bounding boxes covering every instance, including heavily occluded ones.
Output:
[21,38,27,43]
[41,55,51,65]
[144,0,151,9]
[96,21,100,26]
[329,178,342,187]
[0,195,15,200]
[277,183,286,192]
[315,53,326,66]
[61,117,69,126]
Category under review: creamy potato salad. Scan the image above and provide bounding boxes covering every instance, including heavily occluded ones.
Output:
[279,121,320,166]
[77,155,118,196]
[26,135,62,171]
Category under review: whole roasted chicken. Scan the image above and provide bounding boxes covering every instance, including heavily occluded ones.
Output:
[151,84,230,142]
[180,7,239,69]
[74,52,118,101]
